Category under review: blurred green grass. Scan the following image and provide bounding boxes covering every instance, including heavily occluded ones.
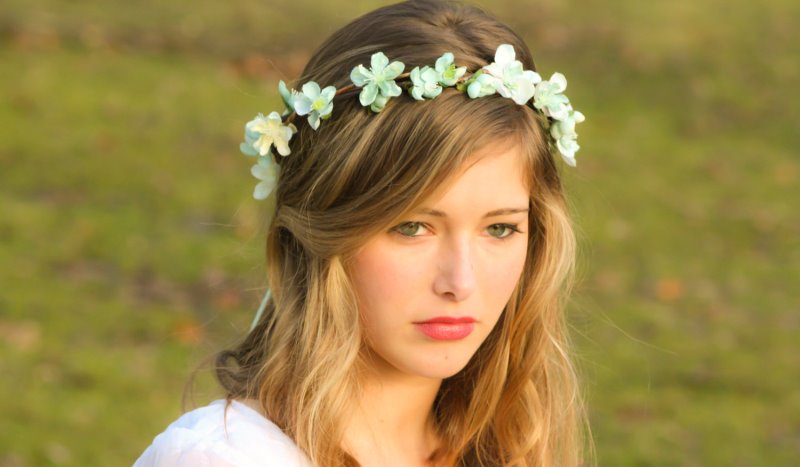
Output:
[1,0,798,465]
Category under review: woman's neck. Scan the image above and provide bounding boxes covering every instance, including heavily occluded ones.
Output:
[343,362,443,466]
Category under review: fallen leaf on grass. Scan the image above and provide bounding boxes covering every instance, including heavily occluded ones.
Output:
[172,319,204,345]
[656,278,684,301]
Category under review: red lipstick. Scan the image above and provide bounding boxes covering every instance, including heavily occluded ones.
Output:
[414,316,476,340]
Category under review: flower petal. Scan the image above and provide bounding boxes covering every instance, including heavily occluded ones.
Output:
[274,138,291,156]
[549,72,567,93]
[494,44,516,65]
[350,65,372,87]
[301,81,321,99]
[510,78,535,105]
[281,123,296,139]
[378,80,402,97]
[421,67,439,83]
[251,161,273,180]
[410,67,422,85]
[522,70,542,85]
[253,181,273,200]
[359,83,378,106]
[320,86,337,101]
[503,60,524,79]
[293,95,312,116]
[548,98,572,120]
[384,61,405,79]
[370,94,389,112]
[240,142,258,157]
[426,86,443,99]
[556,138,579,166]
[435,52,454,72]
[319,102,334,117]
[371,52,389,72]
[307,112,321,131]
[278,81,295,111]
[253,135,273,156]
[495,83,511,98]
[467,81,482,99]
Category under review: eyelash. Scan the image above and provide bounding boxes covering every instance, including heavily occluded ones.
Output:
[486,223,523,239]
[391,222,523,239]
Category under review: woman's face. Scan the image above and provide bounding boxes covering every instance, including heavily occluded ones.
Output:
[350,142,530,381]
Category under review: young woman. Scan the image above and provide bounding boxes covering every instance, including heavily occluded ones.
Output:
[135,0,588,465]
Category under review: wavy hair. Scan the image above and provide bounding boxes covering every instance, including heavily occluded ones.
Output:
[215,0,588,465]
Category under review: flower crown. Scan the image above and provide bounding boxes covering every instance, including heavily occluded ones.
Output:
[240,44,585,200]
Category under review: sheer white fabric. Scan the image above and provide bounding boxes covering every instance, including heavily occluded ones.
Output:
[134,400,311,467]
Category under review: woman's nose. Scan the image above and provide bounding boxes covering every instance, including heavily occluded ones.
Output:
[432,238,477,302]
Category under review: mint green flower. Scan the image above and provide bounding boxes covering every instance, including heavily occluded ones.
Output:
[240,112,297,157]
[409,53,467,100]
[550,108,585,166]
[466,71,499,99]
[534,73,570,120]
[483,44,541,105]
[435,52,467,86]
[293,81,336,130]
[409,66,443,100]
[251,156,279,200]
[350,52,405,112]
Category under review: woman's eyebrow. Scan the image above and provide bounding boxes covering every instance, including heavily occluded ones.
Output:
[483,207,529,218]
[417,207,529,218]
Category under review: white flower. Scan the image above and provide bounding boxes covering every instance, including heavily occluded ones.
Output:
[241,112,296,157]
[533,73,571,120]
[250,156,279,200]
[550,109,585,166]
[483,44,541,105]
[350,52,405,112]
[293,81,336,130]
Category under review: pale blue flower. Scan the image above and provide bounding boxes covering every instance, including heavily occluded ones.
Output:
[240,112,297,157]
[550,108,585,166]
[350,52,405,112]
[435,52,467,86]
[409,66,443,100]
[278,80,296,115]
[466,71,499,99]
[483,44,541,105]
[409,53,467,100]
[293,81,336,130]
[533,73,571,120]
[251,156,279,200]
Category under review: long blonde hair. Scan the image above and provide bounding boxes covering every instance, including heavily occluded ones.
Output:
[216,0,588,465]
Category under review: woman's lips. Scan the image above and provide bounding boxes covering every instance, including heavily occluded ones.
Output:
[414,316,476,340]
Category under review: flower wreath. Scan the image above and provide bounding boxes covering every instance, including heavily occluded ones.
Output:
[239,44,585,200]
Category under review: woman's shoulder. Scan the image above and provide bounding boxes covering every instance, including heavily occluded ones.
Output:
[134,399,311,467]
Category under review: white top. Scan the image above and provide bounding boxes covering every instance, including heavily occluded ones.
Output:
[134,399,312,467]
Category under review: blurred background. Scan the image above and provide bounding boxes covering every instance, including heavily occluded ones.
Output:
[1,0,798,465]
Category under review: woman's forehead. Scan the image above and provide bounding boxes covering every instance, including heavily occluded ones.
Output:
[404,143,529,217]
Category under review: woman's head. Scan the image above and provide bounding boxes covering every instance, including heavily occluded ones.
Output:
[218,1,584,464]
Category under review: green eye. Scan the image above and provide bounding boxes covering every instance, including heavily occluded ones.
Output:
[395,222,425,237]
[487,224,519,239]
